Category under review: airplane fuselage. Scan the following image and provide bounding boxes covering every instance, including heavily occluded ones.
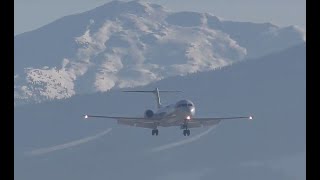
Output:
[151,99,195,126]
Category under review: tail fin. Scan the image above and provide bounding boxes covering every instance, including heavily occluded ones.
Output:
[123,88,181,109]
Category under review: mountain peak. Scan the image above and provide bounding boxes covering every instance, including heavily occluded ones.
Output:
[88,0,161,17]
[14,0,305,105]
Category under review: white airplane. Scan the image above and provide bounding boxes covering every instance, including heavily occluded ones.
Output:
[84,88,253,136]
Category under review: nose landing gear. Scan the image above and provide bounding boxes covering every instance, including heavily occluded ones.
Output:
[182,120,191,136]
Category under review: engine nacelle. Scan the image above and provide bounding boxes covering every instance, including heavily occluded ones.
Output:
[144,109,154,118]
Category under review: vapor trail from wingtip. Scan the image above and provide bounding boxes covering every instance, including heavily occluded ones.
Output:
[151,126,216,152]
[25,128,112,156]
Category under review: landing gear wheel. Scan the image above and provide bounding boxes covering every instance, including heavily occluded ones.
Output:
[183,129,190,136]
[152,129,159,136]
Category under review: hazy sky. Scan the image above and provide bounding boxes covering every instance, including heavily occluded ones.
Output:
[14,0,305,35]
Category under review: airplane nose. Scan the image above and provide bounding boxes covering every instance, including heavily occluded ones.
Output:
[186,107,195,113]
[177,105,195,115]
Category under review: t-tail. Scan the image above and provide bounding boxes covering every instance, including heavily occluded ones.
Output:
[123,88,181,109]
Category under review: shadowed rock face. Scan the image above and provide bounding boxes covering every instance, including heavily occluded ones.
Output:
[14,0,304,105]
[14,43,305,180]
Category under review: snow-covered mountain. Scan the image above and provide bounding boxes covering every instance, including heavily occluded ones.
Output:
[14,43,306,180]
[14,0,305,105]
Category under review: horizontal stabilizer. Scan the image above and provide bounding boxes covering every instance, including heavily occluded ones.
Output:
[123,88,181,109]
[122,90,181,93]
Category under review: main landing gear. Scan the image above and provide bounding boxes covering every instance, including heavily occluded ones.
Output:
[152,129,159,136]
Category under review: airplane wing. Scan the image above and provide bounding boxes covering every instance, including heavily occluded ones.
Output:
[187,116,253,128]
[84,115,160,129]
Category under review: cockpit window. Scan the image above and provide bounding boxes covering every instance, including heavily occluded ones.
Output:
[182,104,188,107]
[177,103,192,108]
